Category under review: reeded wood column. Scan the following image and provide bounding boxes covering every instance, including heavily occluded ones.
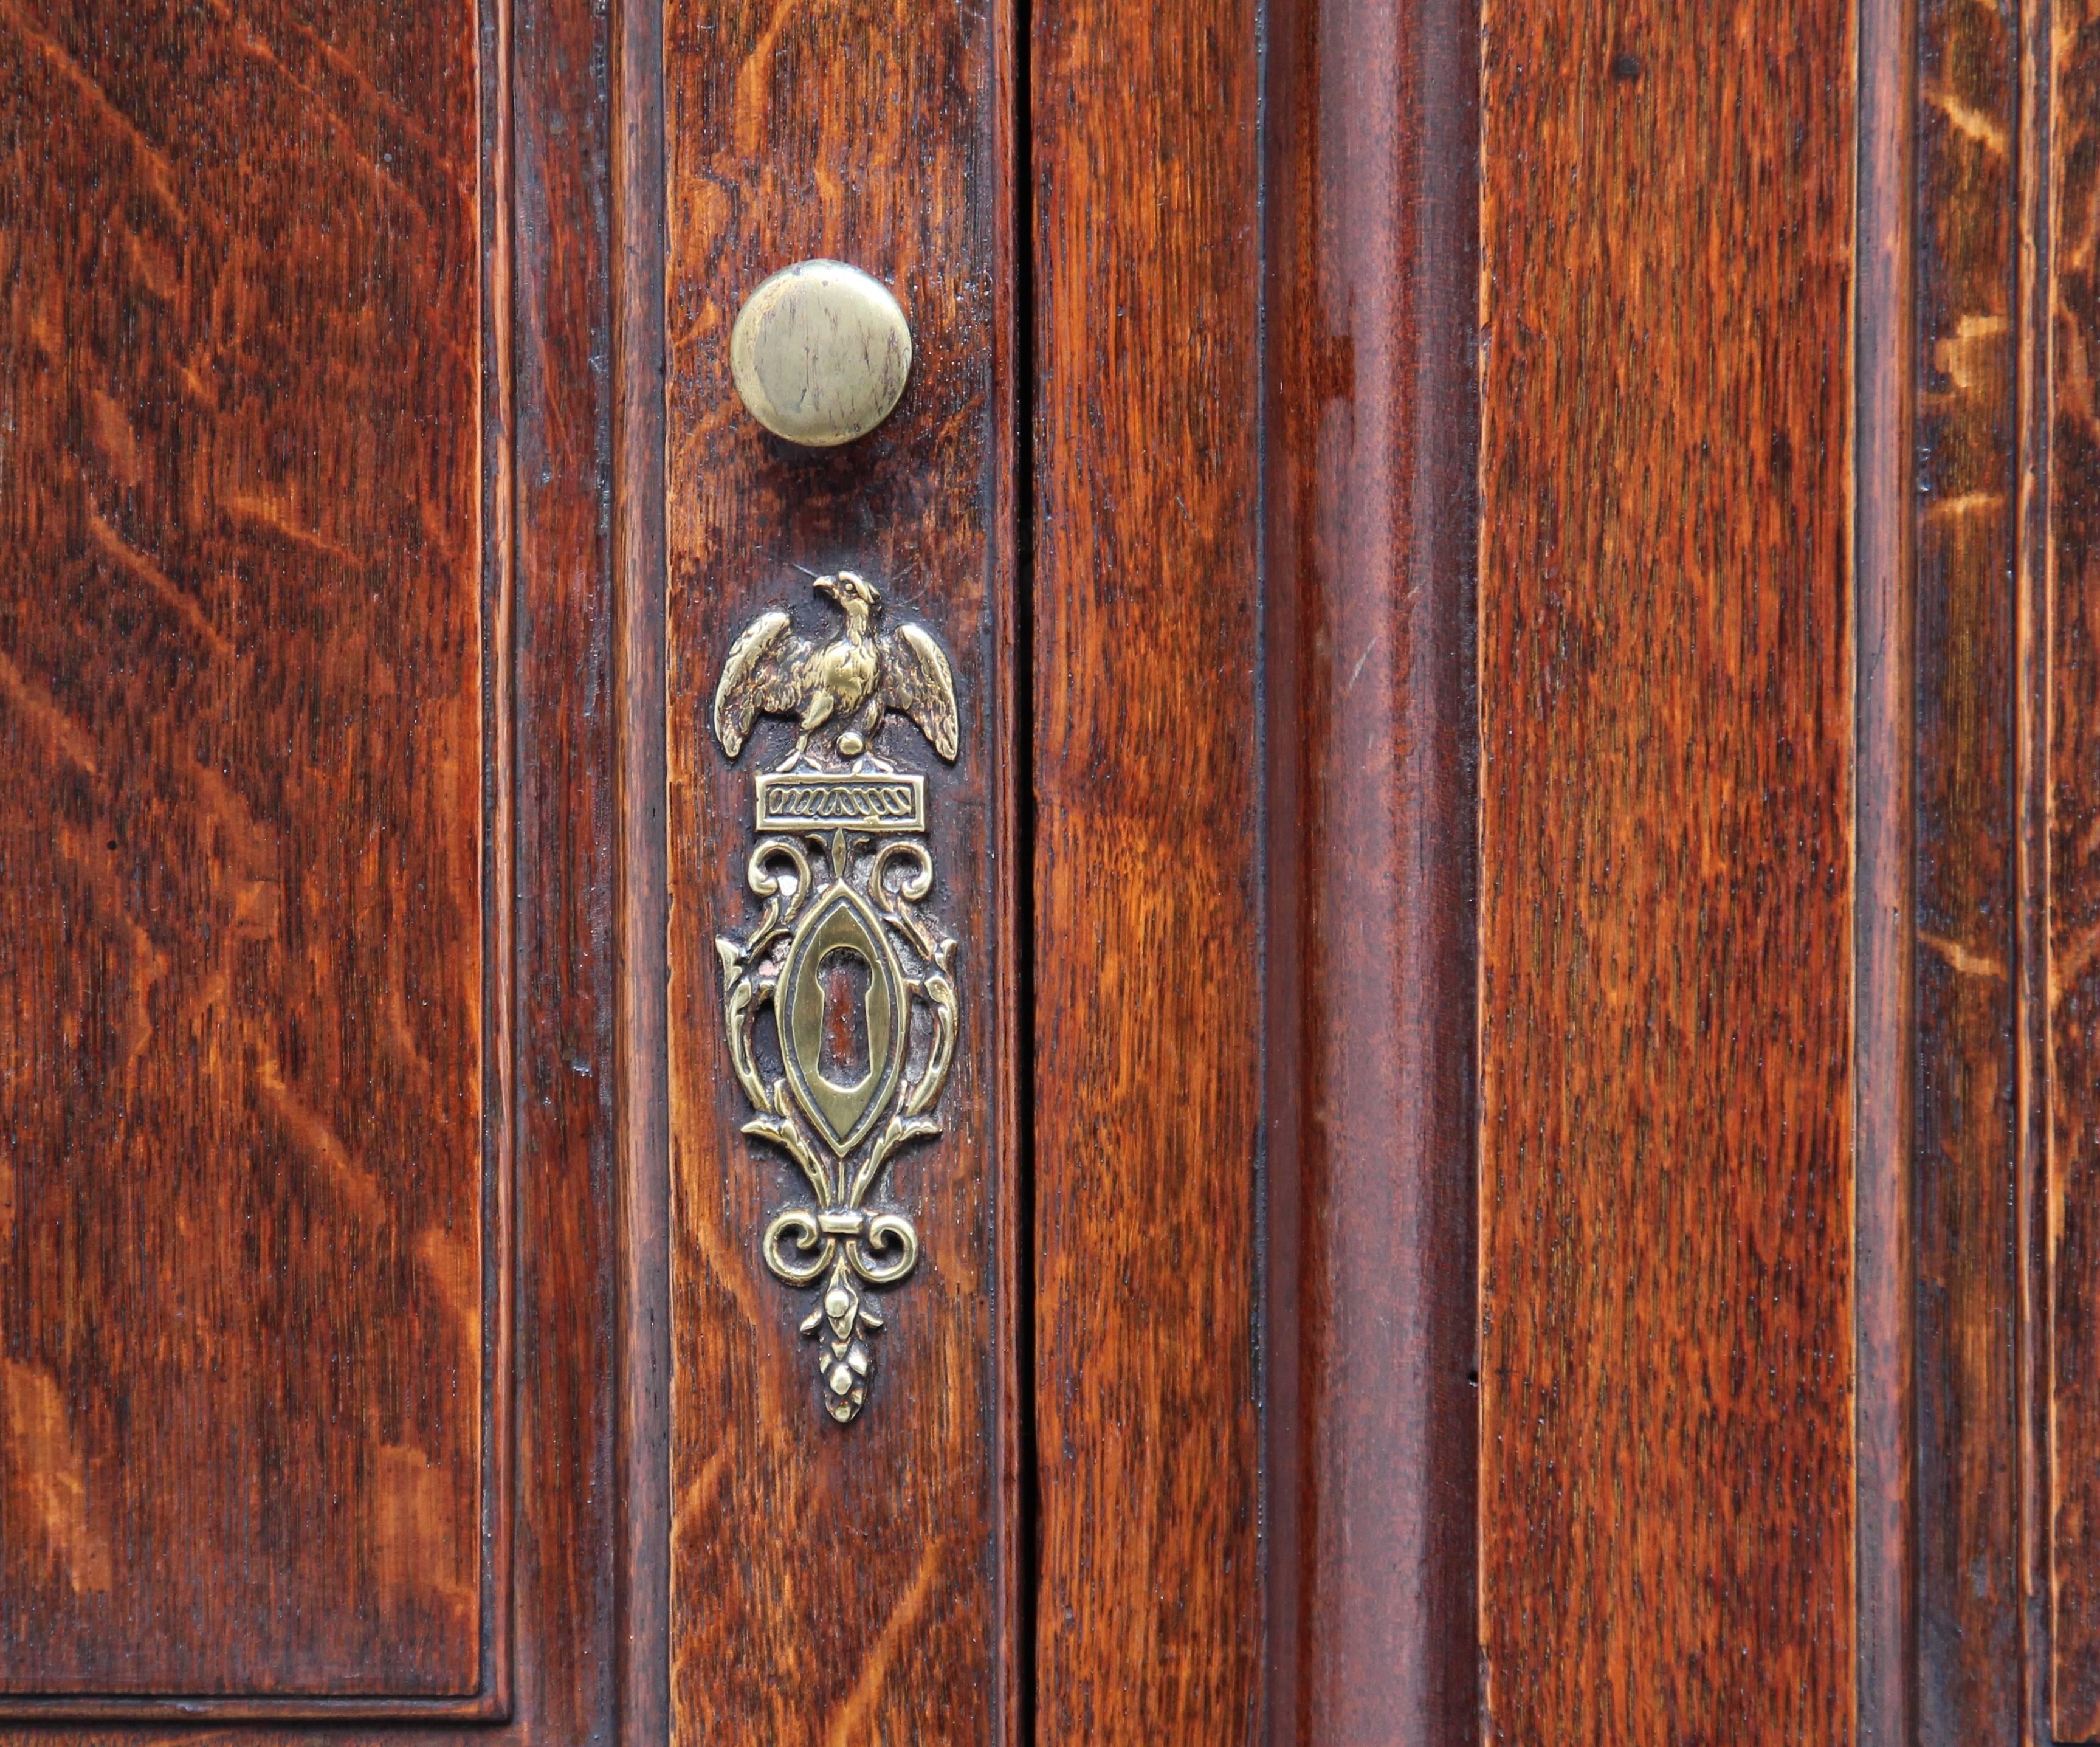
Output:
[1263,0,1480,1741]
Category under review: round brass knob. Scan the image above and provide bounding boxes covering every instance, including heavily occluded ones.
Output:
[728,260,913,447]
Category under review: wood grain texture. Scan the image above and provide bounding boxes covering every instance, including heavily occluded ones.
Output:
[2049,0,2100,1732]
[661,0,1020,1741]
[0,0,629,1735]
[1262,0,1479,1740]
[0,0,486,1700]
[1856,0,1919,1734]
[1475,1,1857,1738]
[2017,0,2056,1728]
[611,0,671,1744]
[498,0,625,1738]
[1030,0,1264,1734]
[1910,0,2024,1736]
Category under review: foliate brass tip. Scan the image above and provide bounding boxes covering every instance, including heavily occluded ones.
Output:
[728,259,913,447]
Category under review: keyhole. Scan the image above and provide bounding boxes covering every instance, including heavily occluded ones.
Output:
[816,947,872,1086]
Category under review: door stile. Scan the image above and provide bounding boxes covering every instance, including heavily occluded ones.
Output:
[1475,0,1861,1734]
[1028,0,1267,1734]
[657,0,1023,1737]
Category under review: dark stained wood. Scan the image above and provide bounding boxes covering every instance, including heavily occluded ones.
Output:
[1030,0,1264,1734]
[660,1,1021,1741]
[0,0,630,1736]
[0,0,487,1701]
[1475,0,1858,1737]
[498,0,625,1738]
[1910,0,2025,1736]
[611,1,672,1745]
[1262,0,1479,1740]
[1857,0,1920,1735]
[36,4,2100,1740]
[2049,0,2100,1733]
[2017,0,2057,1735]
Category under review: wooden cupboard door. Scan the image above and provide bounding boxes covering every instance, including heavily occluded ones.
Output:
[0,0,623,1735]
[16,0,2100,1743]
[1263,0,2100,1742]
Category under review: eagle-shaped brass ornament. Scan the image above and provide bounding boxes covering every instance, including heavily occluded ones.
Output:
[710,571,960,1422]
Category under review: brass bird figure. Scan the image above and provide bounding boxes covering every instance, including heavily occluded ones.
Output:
[712,571,960,770]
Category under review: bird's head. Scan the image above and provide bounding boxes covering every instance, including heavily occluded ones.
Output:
[813,570,882,628]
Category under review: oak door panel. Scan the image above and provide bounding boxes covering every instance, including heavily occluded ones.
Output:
[0,0,491,1703]
[1911,0,2024,1735]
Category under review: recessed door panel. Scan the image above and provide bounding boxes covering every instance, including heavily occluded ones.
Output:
[0,0,492,1703]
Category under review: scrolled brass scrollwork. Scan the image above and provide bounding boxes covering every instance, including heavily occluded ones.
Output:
[710,570,961,1422]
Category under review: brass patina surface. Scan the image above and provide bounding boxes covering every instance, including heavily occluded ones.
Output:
[710,572,960,1421]
[728,260,913,446]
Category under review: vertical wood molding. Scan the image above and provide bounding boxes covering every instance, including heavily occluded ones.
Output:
[612,0,671,1740]
[1263,0,1481,1740]
[2047,0,2100,1732]
[1856,0,1921,1737]
[484,0,520,1709]
[2016,0,2056,1732]
[498,0,625,1732]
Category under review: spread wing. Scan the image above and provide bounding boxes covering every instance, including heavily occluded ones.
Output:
[713,610,811,758]
[879,621,959,762]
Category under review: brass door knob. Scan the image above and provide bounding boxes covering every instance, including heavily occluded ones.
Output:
[728,260,913,447]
